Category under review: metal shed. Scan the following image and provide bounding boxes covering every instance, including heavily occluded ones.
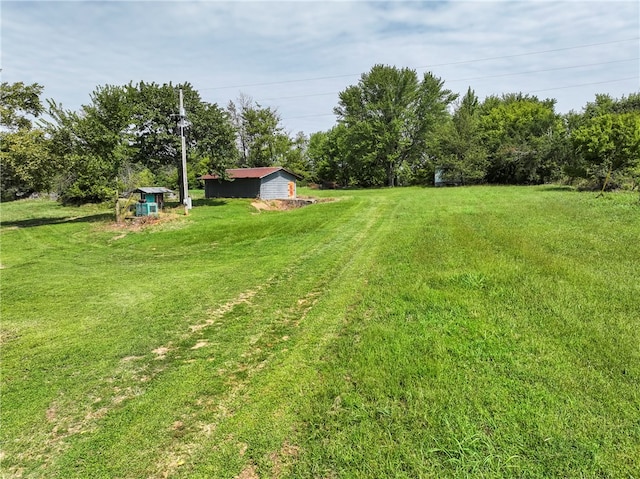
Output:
[200,167,301,200]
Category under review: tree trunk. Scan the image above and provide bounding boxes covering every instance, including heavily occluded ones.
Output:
[387,163,395,187]
[597,163,613,197]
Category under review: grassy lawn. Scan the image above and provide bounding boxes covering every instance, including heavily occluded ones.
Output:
[1,186,639,478]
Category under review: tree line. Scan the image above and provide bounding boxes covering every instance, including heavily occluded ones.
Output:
[2,65,639,204]
[1,82,306,203]
[309,65,639,190]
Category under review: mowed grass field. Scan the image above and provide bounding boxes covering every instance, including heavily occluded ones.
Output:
[1,186,639,478]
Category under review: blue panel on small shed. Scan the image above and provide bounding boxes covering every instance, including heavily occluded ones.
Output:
[136,202,159,216]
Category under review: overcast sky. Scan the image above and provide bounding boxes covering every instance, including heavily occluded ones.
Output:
[2,1,639,135]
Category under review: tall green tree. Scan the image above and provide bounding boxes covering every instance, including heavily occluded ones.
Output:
[0,129,52,201]
[227,93,252,166]
[0,82,59,200]
[478,93,563,184]
[335,64,457,187]
[228,95,286,168]
[581,93,640,119]
[191,102,238,178]
[571,111,640,191]
[127,82,185,170]
[279,131,311,178]
[45,82,236,203]
[307,126,352,187]
[126,82,196,201]
[435,87,488,184]
[127,82,236,200]
[45,84,134,203]
[559,93,640,188]
[244,105,281,167]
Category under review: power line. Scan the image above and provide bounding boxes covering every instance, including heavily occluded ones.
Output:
[198,37,639,92]
[526,76,639,94]
[282,112,336,121]
[261,91,337,102]
[446,58,639,83]
[418,39,639,69]
[198,37,639,125]
[280,76,639,122]
[256,57,639,102]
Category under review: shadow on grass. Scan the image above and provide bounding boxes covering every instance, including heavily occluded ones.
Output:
[166,199,228,208]
[1,213,113,229]
[539,185,575,192]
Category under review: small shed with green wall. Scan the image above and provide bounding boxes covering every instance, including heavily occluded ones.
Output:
[132,187,174,216]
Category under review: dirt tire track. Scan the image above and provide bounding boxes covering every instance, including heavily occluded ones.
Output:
[149,197,394,478]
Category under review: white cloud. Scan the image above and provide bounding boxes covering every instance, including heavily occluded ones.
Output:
[2,1,638,134]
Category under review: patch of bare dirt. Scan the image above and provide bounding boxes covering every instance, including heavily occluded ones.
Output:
[121,355,143,362]
[112,386,142,405]
[200,423,216,436]
[251,200,274,211]
[191,340,209,350]
[236,464,259,479]
[101,211,183,236]
[171,420,184,431]
[270,442,300,478]
[152,346,170,359]
[251,198,317,212]
[46,405,57,422]
[0,328,18,345]
[238,442,248,457]
[158,451,187,479]
[189,288,259,332]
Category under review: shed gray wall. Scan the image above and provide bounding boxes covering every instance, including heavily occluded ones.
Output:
[260,171,296,200]
[204,178,261,198]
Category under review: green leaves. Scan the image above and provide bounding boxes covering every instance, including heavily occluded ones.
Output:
[228,95,288,168]
[435,87,487,184]
[334,65,457,187]
[0,81,44,131]
[43,82,238,203]
[479,94,562,184]
[0,129,54,200]
[191,102,237,177]
[571,111,640,189]
[4,73,638,204]
[0,82,52,200]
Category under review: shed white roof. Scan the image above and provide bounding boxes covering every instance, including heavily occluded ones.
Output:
[133,187,174,194]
